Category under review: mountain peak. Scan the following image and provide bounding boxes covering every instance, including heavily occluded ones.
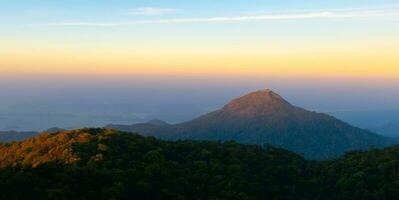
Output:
[221,89,292,117]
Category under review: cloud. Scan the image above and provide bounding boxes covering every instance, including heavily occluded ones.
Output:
[128,7,178,15]
[36,10,399,27]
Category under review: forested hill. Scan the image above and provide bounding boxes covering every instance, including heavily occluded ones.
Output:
[0,128,399,199]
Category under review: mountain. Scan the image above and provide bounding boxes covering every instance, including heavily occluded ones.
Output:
[107,119,170,133]
[107,89,394,159]
[0,131,38,142]
[1,128,399,199]
[146,119,170,126]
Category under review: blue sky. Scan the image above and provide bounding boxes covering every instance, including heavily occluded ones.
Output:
[2,0,399,24]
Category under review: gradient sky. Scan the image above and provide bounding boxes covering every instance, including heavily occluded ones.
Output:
[1,1,399,132]
[1,0,399,78]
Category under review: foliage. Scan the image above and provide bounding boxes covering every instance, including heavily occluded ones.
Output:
[0,128,398,199]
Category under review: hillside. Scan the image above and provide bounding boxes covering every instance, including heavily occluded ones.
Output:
[0,129,94,168]
[107,89,394,159]
[0,128,314,199]
[0,128,399,199]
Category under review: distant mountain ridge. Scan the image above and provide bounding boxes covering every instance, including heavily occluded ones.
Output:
[0,131,38,142]
[0,127,67,142]
[107,89,395,159]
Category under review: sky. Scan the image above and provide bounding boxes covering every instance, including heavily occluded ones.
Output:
[1,0,399,132]
[1,0,399,78]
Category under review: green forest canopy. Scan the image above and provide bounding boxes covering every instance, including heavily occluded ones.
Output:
[0,128,398,200]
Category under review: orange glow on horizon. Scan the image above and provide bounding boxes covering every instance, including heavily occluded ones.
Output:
[1,38,398,79]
